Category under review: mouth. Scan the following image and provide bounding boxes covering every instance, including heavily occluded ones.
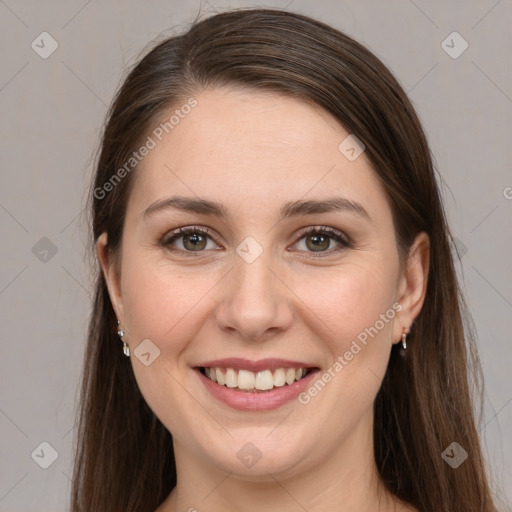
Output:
[198,366,314,393]
[193,358,320,411]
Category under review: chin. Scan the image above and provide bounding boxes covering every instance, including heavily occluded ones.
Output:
[196,430,321,481]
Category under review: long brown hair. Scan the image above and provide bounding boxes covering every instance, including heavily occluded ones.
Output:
[72,8,499,511]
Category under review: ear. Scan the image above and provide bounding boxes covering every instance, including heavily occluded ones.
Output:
[392,231,430,344]
[97,232,125,323]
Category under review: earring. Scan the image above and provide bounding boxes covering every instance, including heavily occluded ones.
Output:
[117,320,130,357]
[401,330,407,350]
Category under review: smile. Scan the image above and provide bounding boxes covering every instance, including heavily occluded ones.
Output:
[200,366,311,392]
[194,358,320,411]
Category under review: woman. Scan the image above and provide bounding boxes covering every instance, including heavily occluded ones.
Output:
[71,8,499,512]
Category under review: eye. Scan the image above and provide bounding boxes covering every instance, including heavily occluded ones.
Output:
[161,226,220,253]
[291,226,351,256]
[161,225,352,257]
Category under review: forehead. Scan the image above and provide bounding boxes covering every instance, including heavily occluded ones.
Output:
[127,87,391,223]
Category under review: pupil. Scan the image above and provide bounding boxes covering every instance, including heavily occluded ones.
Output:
[307,234,329,251]
[185,233,206,250]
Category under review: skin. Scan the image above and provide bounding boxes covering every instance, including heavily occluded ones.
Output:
[98,87,429,512]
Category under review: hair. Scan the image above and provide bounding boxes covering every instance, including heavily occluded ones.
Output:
[71,7,499,512]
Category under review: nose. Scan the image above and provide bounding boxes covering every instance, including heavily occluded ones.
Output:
[214,251,294,343]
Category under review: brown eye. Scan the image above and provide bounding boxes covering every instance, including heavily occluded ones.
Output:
[182,232,208,251]
[305,233,331,251]
[293,226,351,256]
[162,227,219,253]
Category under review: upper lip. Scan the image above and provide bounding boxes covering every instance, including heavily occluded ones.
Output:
[196,358,317,372]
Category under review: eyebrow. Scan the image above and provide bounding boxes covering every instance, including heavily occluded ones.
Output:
[143,195,371,222]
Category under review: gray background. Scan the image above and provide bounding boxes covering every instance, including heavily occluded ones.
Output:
[0,0,511,510]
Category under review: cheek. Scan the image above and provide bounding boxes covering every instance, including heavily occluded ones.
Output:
[287,264,398,445]
[293,260,398,354]
[122,261,214,342]
[292,261,397,414]
[118,252,223,437]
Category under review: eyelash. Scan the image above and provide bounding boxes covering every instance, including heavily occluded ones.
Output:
[161,225,352,258]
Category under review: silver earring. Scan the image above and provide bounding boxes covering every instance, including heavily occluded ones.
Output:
[117,320,130,357]
[401,331,407,350]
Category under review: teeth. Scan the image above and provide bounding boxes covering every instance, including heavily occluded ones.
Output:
[255,370,274,390]
[225,368,237,388]
[203,366,310,391]
[273,368,285,387]
[238,369,255,390]
[285,368,296,385]
[216,368,226,386]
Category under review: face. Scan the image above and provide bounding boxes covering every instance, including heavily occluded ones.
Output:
[99,87,428,481]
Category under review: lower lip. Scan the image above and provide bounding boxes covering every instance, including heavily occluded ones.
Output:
[195,368,319,411]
